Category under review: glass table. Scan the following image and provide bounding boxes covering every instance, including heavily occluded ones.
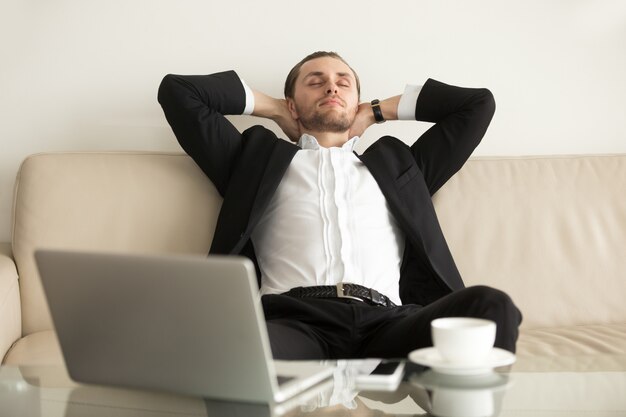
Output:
[2,355,625,417]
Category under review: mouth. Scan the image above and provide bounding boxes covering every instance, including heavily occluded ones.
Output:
[319,98,344,108]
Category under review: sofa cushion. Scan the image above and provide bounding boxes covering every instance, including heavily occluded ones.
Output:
[514,323,626,371]
[433,155,626,328]
[12,152,222,335]
[6,325,625,369]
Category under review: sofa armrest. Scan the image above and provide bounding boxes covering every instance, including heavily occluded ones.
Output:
[0,242,21,363]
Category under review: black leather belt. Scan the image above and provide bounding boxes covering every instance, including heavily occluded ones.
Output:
[283,283,396,307]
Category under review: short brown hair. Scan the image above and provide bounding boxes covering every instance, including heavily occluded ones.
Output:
[284,51,361,99]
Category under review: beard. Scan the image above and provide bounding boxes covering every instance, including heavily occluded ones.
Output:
[297,105,354,133]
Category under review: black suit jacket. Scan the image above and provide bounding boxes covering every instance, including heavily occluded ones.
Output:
[157,70,495,306]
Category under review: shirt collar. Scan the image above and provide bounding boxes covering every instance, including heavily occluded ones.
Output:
[297,134,359,152]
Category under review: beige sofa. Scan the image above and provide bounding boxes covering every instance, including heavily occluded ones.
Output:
[1,152,625,370]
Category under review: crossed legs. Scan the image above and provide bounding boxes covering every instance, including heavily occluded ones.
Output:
[263,286,522,360]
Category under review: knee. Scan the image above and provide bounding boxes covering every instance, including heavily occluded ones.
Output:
[464,286,523,353]
[265,320,328,360]
[465,285,522,326]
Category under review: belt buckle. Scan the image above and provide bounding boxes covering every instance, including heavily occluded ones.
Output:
[369,288,385,307]
[336,283,363,303]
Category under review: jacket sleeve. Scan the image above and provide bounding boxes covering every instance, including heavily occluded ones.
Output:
[157,70,248,196]
[410,78,496,195]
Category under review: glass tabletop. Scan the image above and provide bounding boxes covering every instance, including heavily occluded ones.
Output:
[2,356,626,417]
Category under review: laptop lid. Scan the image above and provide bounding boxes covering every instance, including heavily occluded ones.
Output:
[35,249,331,403]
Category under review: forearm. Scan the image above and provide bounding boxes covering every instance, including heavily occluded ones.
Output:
[379,95,401,121]
[350,95,401,138]
[158,71,247,117]
[251,89,286,120]
[410,78,496,195]
[415,78,495,123]
[251,89,300,142]
[157,70,247,195]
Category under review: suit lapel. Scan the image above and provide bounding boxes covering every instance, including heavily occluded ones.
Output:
[357,140,464,293]
[248,139,299,227]
[356,150,417,238]
[231,139,298,253]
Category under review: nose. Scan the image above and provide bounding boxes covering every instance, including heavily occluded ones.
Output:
[325,82,338,95]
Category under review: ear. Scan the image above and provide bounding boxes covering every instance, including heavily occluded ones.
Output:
[286,98,299,120]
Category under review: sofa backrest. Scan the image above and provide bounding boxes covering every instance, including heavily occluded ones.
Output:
[433,155,626,328]
[12,152,221,334]
[12,152,626,334]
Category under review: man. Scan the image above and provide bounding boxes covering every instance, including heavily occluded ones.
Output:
[158,51,522,360]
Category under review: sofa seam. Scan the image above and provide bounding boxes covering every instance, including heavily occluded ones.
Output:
[23,151,188,158]
[0,274,18,311]
[0,277,21,363]
[468,153,626,162]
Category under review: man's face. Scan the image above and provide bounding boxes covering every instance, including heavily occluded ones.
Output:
[288,57,360,133]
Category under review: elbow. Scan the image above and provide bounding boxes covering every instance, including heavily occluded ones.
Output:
[469,88,496,129]
[157,74,177,106]
[480,88,496,119]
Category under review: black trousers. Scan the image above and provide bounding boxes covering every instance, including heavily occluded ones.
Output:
[262,285,522,360]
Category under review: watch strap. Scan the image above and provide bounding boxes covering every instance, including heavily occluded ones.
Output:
[371,99,385,124]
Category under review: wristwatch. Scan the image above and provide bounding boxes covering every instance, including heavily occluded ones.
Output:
[370,99,385,124]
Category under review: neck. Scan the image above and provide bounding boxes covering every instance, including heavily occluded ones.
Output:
[302,129,351,148]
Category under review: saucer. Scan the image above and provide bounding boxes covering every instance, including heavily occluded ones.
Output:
[410,369,512,391]
[408,347,516,375]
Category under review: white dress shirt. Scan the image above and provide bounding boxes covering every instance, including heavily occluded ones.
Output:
[242,81,423,305]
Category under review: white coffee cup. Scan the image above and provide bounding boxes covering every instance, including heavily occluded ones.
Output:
[431,318,496,365]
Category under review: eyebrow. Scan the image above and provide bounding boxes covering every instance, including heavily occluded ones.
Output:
[303,71,353,80]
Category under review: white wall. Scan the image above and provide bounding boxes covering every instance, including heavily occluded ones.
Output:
[2,0,625,242]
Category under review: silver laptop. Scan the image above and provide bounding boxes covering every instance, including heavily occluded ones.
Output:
[34,249,334,403]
